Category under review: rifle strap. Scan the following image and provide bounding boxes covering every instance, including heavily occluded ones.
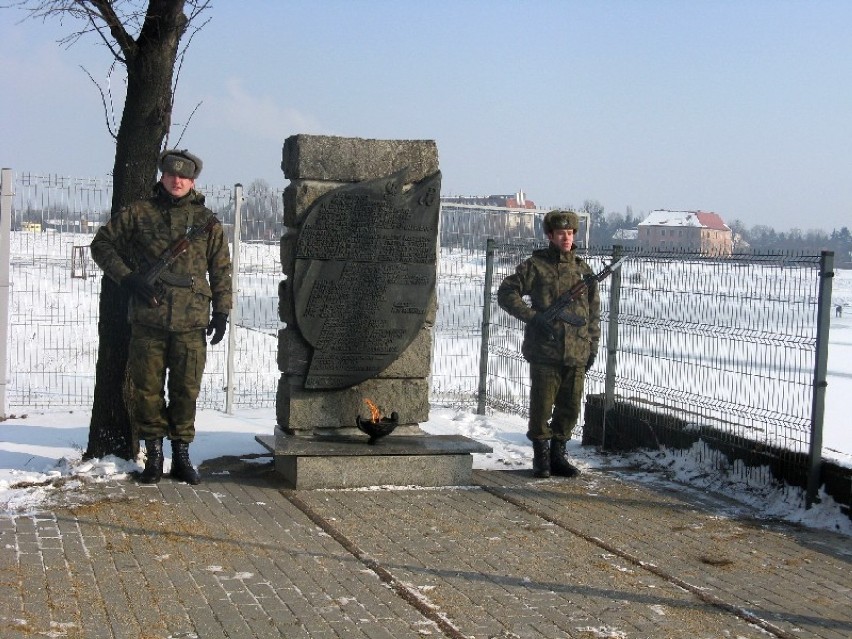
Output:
[188,215,218,241]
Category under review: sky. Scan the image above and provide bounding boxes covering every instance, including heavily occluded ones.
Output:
[2,1,852,231]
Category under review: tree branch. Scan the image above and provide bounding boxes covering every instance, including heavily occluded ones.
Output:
[171,100,202,149]
[85,0,136,62]
[80,63,118,139]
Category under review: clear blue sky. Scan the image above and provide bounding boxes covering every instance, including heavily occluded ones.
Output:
[2,0,851,231]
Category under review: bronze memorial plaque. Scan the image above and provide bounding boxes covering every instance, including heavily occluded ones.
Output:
[293,169,441,389]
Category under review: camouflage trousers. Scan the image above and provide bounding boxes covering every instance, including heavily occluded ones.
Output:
[128,324,207,443]
[527,362,587,442]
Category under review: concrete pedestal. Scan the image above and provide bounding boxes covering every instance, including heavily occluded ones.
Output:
[256,427,493,489]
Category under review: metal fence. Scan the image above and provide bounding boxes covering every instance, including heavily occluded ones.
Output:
[2,172,847,505]
[480,244,826,448]
[2,172,282,410]
[431,229,844,506]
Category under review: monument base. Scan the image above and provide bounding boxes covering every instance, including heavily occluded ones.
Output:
[255,427,493,489]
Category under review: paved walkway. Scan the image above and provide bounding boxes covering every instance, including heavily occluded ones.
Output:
[0,455,849,639]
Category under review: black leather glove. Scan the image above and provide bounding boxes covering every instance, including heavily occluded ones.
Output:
[529,313,556,340]
[585,351,597,373]
[207,312,228,345]
[120,272,159,306]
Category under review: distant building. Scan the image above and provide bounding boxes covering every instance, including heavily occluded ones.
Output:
[440,190,539,248]
[441,190,536,209]
[42,218,97,233]
[438,191,591,249]
[612,228,638,247]
[637,210,732,255]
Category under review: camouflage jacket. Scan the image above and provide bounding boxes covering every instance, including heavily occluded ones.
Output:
[497,245,601,366]
[91,184,232,332]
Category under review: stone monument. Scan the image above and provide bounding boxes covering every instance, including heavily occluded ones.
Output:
[256,134,490,488]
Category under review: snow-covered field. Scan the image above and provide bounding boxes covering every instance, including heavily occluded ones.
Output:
[1,231,851,535]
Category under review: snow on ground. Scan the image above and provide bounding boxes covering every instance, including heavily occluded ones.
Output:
[1,404,849,537]
[2,236,850,535]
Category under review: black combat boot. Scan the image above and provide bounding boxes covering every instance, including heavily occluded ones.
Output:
[532,440,551,478]
[169,440,201,485]
[550,439,580,477]
[138,439,164,484]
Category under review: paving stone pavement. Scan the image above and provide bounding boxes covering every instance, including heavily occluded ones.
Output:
[0,456,849,639]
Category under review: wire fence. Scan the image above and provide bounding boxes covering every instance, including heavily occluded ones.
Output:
[491,244,824,443]
[432,238,826,441]
[3,173,849,505]
[5,173,282,410]
[431,231,849,508]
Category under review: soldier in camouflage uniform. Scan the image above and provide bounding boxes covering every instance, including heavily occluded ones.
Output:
[498,210,600,478]
[91,149,233,485]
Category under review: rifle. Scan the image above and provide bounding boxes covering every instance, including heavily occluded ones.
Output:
[538,256,628,330]
[139,215,219,305]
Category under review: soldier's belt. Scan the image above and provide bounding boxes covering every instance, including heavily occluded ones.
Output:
[158,272,193,287]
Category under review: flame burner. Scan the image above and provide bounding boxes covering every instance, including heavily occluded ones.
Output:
[356,411,399,444]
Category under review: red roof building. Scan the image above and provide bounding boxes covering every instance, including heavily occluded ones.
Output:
[637,210,733,255]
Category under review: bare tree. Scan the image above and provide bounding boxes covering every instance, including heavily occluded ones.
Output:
[10,0,210,459]
[581,199,607,245]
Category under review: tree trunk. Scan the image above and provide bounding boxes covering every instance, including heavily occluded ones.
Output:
[85,0,188,460]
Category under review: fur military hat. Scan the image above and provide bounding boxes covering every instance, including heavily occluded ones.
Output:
[543,209,579,234]
[158,149,203,179]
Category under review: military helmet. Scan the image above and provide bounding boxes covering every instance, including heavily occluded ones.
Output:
[158,149,203,179]
[543,209,579,234]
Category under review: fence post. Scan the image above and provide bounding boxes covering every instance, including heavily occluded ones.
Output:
[477,239,496,415]
[806,250,834,507]
[225,183,243,414]
[0,169,12,420]
[601,245,624,448]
